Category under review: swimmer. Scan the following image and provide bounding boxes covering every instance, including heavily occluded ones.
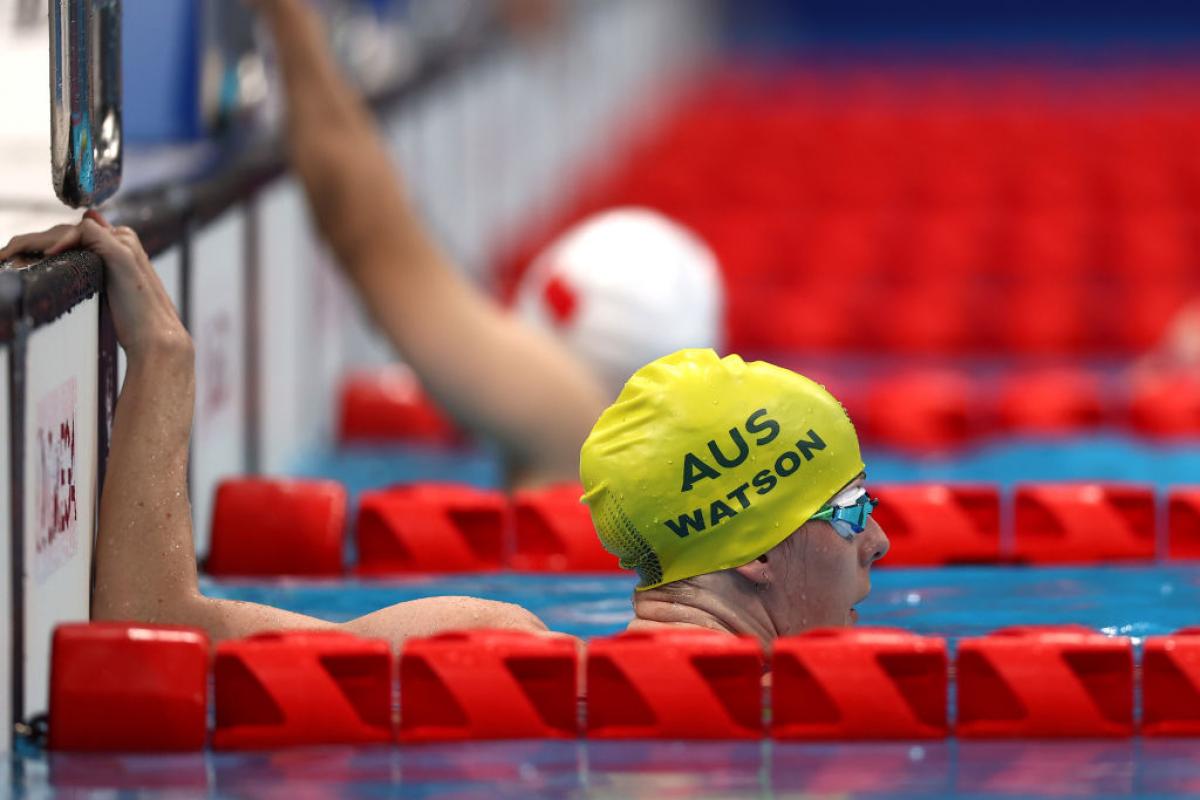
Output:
[251,0,722,487]
[0,216,549,646]
[580,349,891,647]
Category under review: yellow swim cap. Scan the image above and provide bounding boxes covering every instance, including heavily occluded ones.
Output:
[580,349,864,590]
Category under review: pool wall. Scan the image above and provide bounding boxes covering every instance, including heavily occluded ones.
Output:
[0,255,107,749]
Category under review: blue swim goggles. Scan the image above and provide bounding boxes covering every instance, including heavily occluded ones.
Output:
[809,486,878,541]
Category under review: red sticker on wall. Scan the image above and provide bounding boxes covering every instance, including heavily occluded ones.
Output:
[36,376,79,583]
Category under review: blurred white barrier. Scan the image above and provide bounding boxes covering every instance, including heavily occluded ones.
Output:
[21,297,98,718]
[256,180,341,475]
[190,211,248,557]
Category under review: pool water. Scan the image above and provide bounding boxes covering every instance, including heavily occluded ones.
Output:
[202,564,1200,643]
[11,436,1200,798]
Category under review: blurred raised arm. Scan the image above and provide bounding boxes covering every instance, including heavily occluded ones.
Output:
[256,0,605,485]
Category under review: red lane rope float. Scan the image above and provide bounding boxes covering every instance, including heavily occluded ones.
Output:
[50,620,1200,747]
[399,630,579,741]
[956,625,1134,738]
[1167,487,1200,560]
[510,482,622,572]
[48,623,210,752]
[869,484,1000,566]
[1011,483,1156,564]
[771,628,947,740]
[337,368,463,446]
[1143,629,1200,736]
[586,630,764,739]
[355,483,508,574]
[213,631,393,749]
[193,476,1200,574]
[207,478,347,577]
[1128,371,1200,438]
[201,479,1186,574]
[996,368,1108,435]
[863,370,985,453]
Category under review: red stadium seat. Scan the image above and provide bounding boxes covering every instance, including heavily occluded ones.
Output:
[875,286,973,355]
[1127,371,1200,438]
[1012,483,1156,563]
[337,368,462,446]
[727,285,854,353]
[586,630,764,739]
[49,623,210,752]
[1110,282,1193,351]
[1103,158,1178,211]
[213,631,392,749]
[772,628,947,739]
[399,630,579,741]
[997,369,1107,435]
[1004,210,1092,283]
[1143,632,1200,736]
[1167,488,1200,560]
[956,626,1133,737]
[1109,210,1193,283]
[900,212,990,279]
[869,484,1001,566]
[801,210,887,284]
[1001,283,1089,355]
[865,370,984,452]
[510,483,620,572]
[356,484,508,574]
[207,478,347,576]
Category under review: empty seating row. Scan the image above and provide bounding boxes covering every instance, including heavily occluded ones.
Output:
[47,622,1200,750]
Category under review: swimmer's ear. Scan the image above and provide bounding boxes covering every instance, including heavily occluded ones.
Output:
[733,557,771,586]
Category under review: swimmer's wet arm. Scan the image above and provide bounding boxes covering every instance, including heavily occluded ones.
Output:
[28,214,549,645]
[96,352,544,644]
[93,318,547,644]
[94,351,544,645]
[258,0,606,485]
[79,217,323,636]
[91,308,547,644]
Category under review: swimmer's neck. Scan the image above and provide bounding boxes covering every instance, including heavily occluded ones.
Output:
[629,575,778,648]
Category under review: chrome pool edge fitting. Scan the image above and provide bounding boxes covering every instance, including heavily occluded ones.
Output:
[50,0,122,208]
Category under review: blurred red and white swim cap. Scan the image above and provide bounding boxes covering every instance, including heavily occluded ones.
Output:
[514,208,724,397]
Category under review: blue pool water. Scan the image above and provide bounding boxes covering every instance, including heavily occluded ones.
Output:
[201,565,1200,643]
[11,436,1200,798]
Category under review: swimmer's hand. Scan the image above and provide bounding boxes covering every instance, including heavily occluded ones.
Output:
[0,212,191,362]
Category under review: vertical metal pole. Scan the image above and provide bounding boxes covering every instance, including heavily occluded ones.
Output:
[95,279,117,500]
[93,279,117,595]
[243,200,261,476]
[1,273,22,744]
[8,323,26,733]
